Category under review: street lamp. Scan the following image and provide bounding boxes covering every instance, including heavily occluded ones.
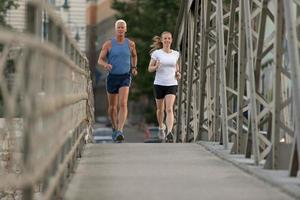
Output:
[75,29,80,42]
[69,22,85,43]
[62,0,70,10]
[57,1,84,47]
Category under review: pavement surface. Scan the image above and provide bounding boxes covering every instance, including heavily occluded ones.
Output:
[199,141,300,199]
[64,143,295,200]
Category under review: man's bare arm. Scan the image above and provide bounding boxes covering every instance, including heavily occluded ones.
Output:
[130,40,138,76]
[129,40,137,67]
[98,41,112,71]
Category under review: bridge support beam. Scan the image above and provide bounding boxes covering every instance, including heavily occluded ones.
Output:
[174,0,300,171]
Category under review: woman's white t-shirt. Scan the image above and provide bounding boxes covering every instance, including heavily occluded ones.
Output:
[151,49,180,86]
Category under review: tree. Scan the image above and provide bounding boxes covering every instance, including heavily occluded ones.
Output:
[112,0,180,123]
[0,0,19,27]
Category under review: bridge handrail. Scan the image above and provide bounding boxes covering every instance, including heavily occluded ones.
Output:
[0,0,94,199]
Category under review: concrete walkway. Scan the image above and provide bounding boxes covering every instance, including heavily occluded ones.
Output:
[64,143,294,200]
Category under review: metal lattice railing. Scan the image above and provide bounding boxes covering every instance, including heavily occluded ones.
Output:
[174,0,300,175]
[0,0,94,199]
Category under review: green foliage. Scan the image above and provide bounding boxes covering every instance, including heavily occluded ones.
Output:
[111,0,180,123]
[0,0,19,27]
[224,0,231,5]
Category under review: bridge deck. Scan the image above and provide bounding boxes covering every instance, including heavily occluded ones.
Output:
[64,143,293,200]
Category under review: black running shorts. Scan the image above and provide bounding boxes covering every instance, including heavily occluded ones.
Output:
[153,84,177,99]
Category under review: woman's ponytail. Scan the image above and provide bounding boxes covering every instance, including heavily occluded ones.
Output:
[150,35,163,54]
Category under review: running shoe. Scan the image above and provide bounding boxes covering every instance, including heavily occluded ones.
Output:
[115,130,124,143]
[111,128,117,141]
[166,132,174,143]
[158,124,166,142]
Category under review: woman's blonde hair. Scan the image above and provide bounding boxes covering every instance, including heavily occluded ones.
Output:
[150,31,172,54]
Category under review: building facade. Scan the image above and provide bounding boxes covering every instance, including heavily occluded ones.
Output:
[86,0,117,117]
[5,0,87,53]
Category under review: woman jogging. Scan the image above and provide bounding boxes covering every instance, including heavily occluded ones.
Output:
[148,31,181,143]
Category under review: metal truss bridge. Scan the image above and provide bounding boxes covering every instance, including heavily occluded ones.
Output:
[0,0,300,199]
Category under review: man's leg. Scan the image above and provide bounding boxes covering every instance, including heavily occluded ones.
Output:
[155,99,165,129]
[165,94,176,134]
[117,86,129,132]
[107,92,118,130]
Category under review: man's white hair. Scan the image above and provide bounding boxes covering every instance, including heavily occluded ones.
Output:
[115,19,127,29]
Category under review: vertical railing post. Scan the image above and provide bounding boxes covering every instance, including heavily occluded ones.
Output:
[236,0,247,155]
[225,0,238,148]
[185,0,200,142]
[216,0,229,149]
[226,0,239,153]
[269,0,284,169]
[175,0,188,142]
[283,0,300,176]
[243,0,260,165]
[23,2,44,199]
[196,0,212,141]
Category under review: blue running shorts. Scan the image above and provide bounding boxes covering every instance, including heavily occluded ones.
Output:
[106,73,131,94]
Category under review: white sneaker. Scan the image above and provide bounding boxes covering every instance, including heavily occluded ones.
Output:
[158,124,166,141]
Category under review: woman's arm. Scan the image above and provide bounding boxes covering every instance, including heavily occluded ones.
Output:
[175,62,181,80]
[148,59,160,72]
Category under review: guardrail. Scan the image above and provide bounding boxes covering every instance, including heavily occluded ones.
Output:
[0,0,94,199]
[174,0,300,175]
